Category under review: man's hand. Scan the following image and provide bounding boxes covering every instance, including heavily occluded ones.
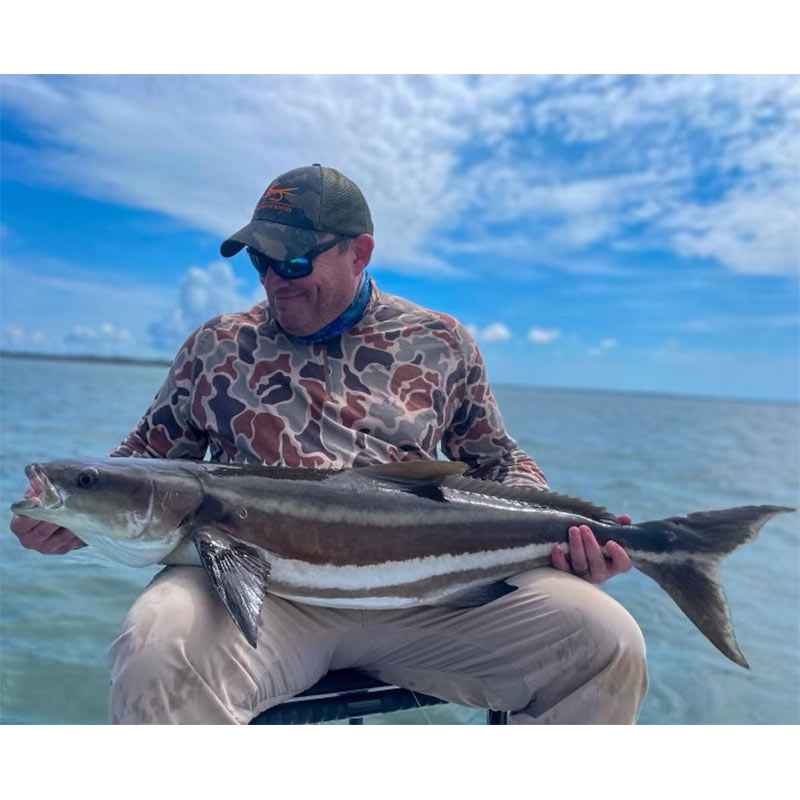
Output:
[9,486,86,555]
[551,515,633,584]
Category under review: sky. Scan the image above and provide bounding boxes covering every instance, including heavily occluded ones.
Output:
[1,74,798,401]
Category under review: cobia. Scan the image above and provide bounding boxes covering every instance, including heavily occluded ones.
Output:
[11,456,794,667]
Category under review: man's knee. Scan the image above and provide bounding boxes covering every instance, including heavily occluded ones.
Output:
[507,569,648,722]
[512,567,646,664]
[108,567,244,723]
[580,584,646,667]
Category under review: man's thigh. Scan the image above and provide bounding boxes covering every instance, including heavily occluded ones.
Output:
[343,568,647,720]
[109,566,363,723]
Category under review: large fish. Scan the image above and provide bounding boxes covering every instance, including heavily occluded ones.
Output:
[11,456,793,667]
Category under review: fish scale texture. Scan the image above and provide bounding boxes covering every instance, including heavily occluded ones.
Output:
[110,280,547,487]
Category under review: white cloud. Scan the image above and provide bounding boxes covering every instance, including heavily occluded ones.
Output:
[458,76,799,274]
[1,75,523,276]
[527,327,561,344]
[588,337,619,356]
[103,323,131,341]
[0,258,172,356]
[482,322,512,342]
[2,75,797,276]
[2,320,130,354]
[149,260,258,352]
[665,183,799,275]
[2,325,26,346]
[0,256,267,358]
[468,322,512,342]
[66,322,134,350]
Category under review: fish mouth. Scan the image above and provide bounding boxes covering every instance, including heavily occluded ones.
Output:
[11,464,64,514]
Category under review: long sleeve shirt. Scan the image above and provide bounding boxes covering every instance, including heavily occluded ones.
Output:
[110,280,548,488]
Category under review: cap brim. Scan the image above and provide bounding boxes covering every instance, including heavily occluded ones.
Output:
[220,220,327,260]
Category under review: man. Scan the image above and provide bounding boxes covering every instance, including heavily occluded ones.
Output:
[11,164,647,724]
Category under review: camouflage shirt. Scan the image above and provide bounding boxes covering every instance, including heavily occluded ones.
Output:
[111,280,548,488]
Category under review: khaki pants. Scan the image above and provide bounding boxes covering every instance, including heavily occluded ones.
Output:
[108,566,647,724]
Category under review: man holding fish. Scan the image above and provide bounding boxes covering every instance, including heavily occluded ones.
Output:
[11,165,647,724]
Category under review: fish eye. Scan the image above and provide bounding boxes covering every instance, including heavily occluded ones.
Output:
[77,468,99,489]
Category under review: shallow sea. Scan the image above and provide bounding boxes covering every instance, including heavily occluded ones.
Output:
[1,355,798,724]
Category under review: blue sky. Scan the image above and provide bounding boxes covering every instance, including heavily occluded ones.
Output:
[1,74,798,401]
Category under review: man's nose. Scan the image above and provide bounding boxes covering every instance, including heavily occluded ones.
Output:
[265,271,290,291]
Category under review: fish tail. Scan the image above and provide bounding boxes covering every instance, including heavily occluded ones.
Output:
[633,504,794,668]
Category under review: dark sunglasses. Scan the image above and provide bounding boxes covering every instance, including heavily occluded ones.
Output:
[247,235,350,280]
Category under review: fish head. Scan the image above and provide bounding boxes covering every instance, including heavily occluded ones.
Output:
[11,457,204,565]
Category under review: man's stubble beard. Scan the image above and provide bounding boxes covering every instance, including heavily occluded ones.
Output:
[269,297,318,337]
[265,267,359,336]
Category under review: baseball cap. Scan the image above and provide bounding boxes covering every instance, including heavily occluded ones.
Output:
[220,164,373,260]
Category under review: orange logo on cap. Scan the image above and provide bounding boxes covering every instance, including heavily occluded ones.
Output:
[255,180,299,214]
[261,180,297,203]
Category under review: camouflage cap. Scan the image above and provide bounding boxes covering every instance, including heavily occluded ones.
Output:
[220,164,374,260]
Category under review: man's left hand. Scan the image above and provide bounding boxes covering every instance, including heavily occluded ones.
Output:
[551,515,633,584]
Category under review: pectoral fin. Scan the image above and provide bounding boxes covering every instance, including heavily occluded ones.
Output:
[191,528,271,648]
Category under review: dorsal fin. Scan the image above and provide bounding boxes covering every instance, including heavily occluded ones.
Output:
[356,460,467,485]
[351,463,616,521]
[349,460,467,502]
[440,475,617,522]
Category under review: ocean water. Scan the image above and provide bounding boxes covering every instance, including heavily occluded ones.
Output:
[1,354,798,725]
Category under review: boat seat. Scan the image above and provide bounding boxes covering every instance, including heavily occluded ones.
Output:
[249,668,508,725]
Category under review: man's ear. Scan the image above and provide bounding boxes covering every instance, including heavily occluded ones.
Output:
[352,234,374,274]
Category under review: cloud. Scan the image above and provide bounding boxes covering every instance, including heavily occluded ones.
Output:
[0,257,174,355]
[0,325,47,350]
[148,260,260,352]
[588,337,618,356]
[664,183,799,275]
[527,327,561,344]
[0,320,134,354]
[2,324,26,347]
[467,322,512,342]
[0,75,523,276]
[0,256,268,358]
[1,323,65,351]
[457,75,799,274]
[66,322,133,350]
[3,75,797,277]
[481,322,512,342]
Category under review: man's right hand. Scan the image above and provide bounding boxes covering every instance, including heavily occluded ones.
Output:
[9,486,86,555]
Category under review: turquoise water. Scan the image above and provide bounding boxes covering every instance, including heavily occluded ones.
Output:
[1,355,798,724]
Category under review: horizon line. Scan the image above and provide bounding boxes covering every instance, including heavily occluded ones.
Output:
[1,349,797,407]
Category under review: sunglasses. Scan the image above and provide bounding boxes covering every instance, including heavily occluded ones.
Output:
[247,235,350,280]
